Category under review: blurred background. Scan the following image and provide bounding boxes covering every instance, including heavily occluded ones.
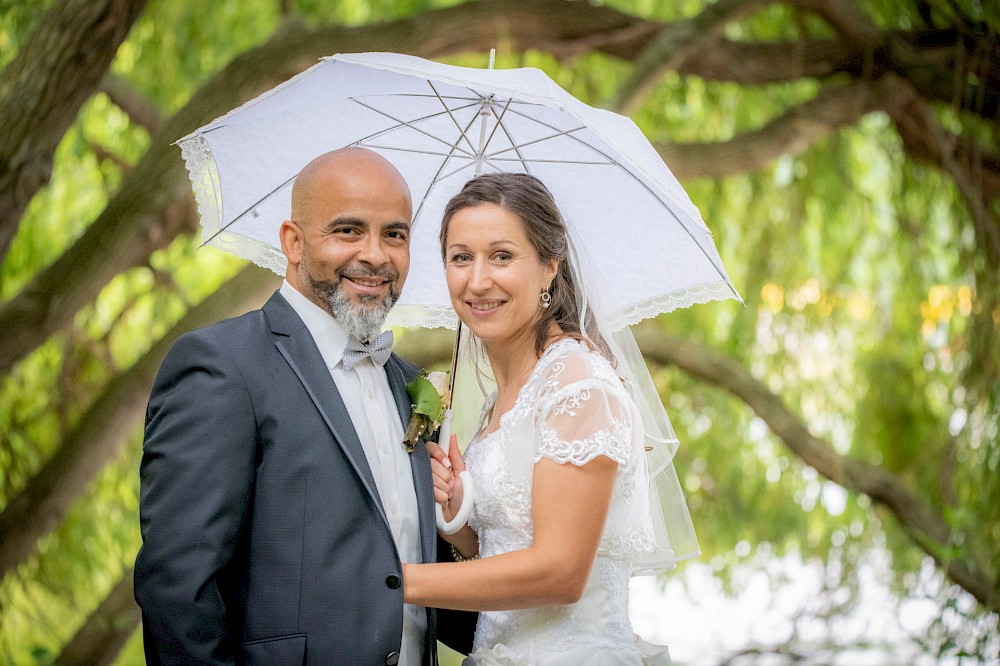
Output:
[0,0,998,663]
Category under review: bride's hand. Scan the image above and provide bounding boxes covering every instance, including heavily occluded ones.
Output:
[427,435,467,522]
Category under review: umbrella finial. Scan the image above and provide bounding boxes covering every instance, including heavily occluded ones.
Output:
[489,48,496,70]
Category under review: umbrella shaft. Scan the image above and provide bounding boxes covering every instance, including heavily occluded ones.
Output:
[446,322,463,409]
[475,98,491,176]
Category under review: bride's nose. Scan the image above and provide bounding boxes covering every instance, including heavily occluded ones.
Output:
[468,259,493,293]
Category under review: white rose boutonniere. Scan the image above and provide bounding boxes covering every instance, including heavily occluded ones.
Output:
[403,371,450,453]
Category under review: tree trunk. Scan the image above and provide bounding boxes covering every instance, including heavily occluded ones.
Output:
[0,0,147,263]
[55,568,138,666]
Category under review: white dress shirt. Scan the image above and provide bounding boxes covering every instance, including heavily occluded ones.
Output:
[281,281,426,666]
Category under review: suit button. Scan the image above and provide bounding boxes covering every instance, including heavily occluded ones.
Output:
[386,574,401,589]
[386,652,400,665]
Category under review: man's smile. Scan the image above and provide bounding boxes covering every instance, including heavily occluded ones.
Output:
[340,271,396,296]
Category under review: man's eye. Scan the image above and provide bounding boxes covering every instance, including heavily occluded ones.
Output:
[450,253,471,263]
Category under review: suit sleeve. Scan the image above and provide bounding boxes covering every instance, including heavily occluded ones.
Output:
[134,329,257,666]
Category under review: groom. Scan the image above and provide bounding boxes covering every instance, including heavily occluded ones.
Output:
[135,148,475,665]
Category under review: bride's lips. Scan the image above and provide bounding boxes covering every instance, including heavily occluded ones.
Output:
[465,299,506,318]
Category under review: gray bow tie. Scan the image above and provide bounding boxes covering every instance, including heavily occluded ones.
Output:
[342,330,393,371]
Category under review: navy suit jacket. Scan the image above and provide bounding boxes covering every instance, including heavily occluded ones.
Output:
[135,291,475,665]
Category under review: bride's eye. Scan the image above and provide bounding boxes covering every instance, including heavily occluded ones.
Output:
[450,252,472,264]
[493,251,513,263]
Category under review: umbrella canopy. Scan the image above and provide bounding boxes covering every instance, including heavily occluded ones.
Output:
[178,52,740,329]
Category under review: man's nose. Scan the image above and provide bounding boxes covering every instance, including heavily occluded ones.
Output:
[356,234,390,267]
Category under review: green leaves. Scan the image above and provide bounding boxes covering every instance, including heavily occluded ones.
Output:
[2,0,999,661]
[408,373,446,423]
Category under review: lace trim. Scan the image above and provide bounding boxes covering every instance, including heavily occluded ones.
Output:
[536,417,631,467]
[605,280,740,330]
[179,137,288,276]
[179,137,220,243]
[386,304,457,329]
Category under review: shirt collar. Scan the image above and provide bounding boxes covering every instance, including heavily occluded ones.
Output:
[280,280,348,371]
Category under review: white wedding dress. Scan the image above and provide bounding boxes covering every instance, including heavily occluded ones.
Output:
[462,339,670,666]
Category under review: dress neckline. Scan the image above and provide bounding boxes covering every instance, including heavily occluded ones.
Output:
[476,337,584,442]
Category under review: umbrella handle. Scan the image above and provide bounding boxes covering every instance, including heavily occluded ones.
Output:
[435,471,474,535]
[434,409,475,535]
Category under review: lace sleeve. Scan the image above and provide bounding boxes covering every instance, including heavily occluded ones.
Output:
[534,349,634,467]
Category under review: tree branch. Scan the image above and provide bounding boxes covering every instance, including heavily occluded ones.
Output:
[0,265,279,578]
[633,327,998,611]
[654,72,1000,204]
[795,0,1000,122]
[792,0,883,47]
[99,73,164,135]
[610,0,775,114]
[87,140,134,175]
[55,568,138,666]
[677,36,858,84]
[881,75,1000,241]
[0,0,148,264]
[656,79,889,179]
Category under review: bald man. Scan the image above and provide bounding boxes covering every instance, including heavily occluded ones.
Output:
[135,149,476,666]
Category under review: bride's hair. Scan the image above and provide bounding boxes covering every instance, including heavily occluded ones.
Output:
[440,172,613,362]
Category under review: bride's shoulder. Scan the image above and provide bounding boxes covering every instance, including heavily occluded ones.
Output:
[537,337,618,390]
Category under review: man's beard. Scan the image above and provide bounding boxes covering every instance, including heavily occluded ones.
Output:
[301,255,400,341]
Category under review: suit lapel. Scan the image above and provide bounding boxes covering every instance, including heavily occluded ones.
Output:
[385,355,436,565]
[265,293,389,530]
[383,354,412,431]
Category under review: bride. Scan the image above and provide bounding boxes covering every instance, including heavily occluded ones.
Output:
[402,173,697,665]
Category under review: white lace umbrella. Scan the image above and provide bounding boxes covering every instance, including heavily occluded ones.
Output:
[178,52,741,330]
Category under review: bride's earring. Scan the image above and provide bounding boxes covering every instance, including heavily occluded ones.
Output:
[539,288,552,309]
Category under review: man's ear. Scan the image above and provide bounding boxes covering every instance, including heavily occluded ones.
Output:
[279,219,303,266]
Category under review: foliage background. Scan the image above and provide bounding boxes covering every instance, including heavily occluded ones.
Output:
[0,0,997,663]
